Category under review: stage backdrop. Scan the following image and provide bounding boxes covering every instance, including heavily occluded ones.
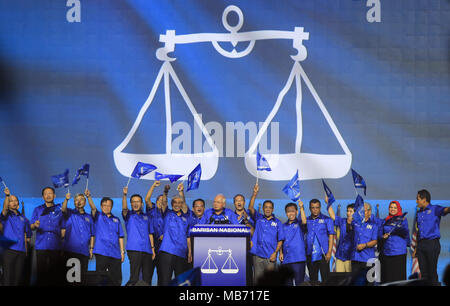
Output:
[0,0,449,284]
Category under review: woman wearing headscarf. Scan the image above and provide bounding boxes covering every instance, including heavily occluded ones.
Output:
[380,201,410,284]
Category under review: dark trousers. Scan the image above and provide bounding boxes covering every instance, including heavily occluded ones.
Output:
[381,254,406,284]
[95,254,122,286]
[157,251,187,286]
[35,250,64,286]
[306,255,329,283]
[64,251,89,286]
[417,239,441,285]
[2,249,26,286]
[283,261,306,286]
[126,250,153,286]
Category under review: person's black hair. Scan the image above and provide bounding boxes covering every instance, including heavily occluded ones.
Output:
[417,189,431,203]
[309,199,321,207]
[41,186,55,196]
[101,197,113,206]
[285,202,298,212]
[347,204,355,210]
[263,200,274,209]
[130,194,143,202]
[233,194,246,203]
[192,198,205,207]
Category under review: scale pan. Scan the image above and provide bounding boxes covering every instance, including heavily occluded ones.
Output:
[221,268,239,274]
[201,268,219,274]
[114,151,219,180]
[244,152,352,181]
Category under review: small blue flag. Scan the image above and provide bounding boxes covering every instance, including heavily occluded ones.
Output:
[186,164,202,192]
[256,151,271,171]
[322,180,335,209]
[169,267,201,286]
[387,212,408,228]
[353,194,365,225]
[72,163,90,186]
[155,172,183,183]
[351,169,367,196]
[51,169,69,188]
[311,232,323,262]
[130,162,157,179]
[282,170,301,201]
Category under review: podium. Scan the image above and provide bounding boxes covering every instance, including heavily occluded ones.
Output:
[190,224,251,286]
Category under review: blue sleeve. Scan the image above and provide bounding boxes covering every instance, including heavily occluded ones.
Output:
[371,224,378,241]
[326,218,336,235]
[434,205,446,217]
[25,219,32,238]
[118,221,124,238]
[278,221,285,241]
[30,207,39,225]
[148,218,154,234]
[334,215,341,227]
[90,218,95,237]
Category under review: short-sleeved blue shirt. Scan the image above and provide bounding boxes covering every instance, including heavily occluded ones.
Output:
[201,208,240,225]
[146,206,167,251]
[30,203,64,251]
[123,210,154,254]
[250,214,285,259]
[417,204,448,241]
[382,218,410,256]
[334,216,354,261]
[62,208,94,257]
[282,219,306,264]
[305,213,335,256]
[0,211,30,253]
[351,219,378,263]
[159,210,190,258]
[92,211,124,259]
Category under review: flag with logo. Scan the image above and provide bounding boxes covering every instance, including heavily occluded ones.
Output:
[72,163,90,186]
[169,267,201,286]
[154,172,183,183]
[282,170,301,201]
[51,169,69,188]
[186,163,202,192]
[351,169,367,196]
[353,194,365,225]
[256,151,271,171]
[322,180,335,209]
[311,232,323,262]
[130,162,157,179]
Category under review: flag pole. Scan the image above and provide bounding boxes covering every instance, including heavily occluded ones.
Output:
[85,178,89,191]
[126,177,132,188]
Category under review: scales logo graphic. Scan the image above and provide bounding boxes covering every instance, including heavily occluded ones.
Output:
[201,247,239,275]
[113,5,352,181]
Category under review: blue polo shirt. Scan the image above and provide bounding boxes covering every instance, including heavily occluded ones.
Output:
[282,219,306,264]
[123,210,154,254]
[202,208,240,224]
[233,209,255,228]
[62,209,94,257]
[351,219,378,263]
[146,206,167,251]
[30,203,64,251]
[334,216,354,261]
[92,211,124,259]
[382,218,410,256]
[159,210,190,258]
[0,211,30,253]
[250,214,285,259]
[417,204,448,241]
[305,214,335,257]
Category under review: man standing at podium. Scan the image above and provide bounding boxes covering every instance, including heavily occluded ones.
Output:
[201,194,239,225]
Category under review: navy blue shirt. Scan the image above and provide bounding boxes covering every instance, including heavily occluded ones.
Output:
[382,218,410,256]
[305,214,335,257]
[92,211,124,259]
[351,219,378,263]
[201,208,240,225]
[62,209,94,257]
[417,204,448,241]
[147,206,167,251]
[250,214,285,259]
[334,216,354,261]
[0,211,30,253]
[30,203,64,251]
[282,219,306,264]
[159,210,190,258]
[123,210,154,254]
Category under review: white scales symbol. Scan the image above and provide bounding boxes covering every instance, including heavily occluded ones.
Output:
[201,246,239,275]
[113,5,352,181]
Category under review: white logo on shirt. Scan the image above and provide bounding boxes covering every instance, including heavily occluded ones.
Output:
[319,219,324,224]
[271,221,277,227]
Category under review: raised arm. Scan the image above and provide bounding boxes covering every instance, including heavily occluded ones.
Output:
[122,186,128,217]
[160,185,170,213]
[248,183,259,216]
[61,191,71,213]
[2,187,10,216]
[327,196,336,221]
[298,199,307,225]
[177,182,188,214]
[84,189,97,217]
[145,181,161,210]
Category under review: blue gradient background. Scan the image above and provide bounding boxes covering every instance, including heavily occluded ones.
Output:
[0,1,449,284]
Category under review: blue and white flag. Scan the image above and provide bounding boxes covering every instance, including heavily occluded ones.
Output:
[322,180,335,209]
[186,163,202,192]
[311,232,323,262]
[169,267,201,286]
[130,162,157,179]
[256,151,271,171]
[154,172,183,183]
[0,176,6,188]
[72,163,90,186]
[351,169,367,195]
[51,169,69,188]
[387,212,408,228]
[282,170,301,201]
[353,194,365,225]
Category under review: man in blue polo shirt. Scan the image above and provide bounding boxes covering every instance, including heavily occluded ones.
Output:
[61,191,95,285]
[1,188,31,285]
[328,203,355,272]
[201,194,240,225]
[280,201,307,286]
[158,195,192,285]
[304,199,335,284]
[413,189,450,285]
[122,187,155,286]
[30,186,64,286]
[91,196,125,286]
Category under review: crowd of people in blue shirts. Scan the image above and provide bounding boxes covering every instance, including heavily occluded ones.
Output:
[0,182,449,286]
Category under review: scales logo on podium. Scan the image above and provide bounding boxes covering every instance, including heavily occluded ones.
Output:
[201,247,239,275]
[113,5,352,181]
